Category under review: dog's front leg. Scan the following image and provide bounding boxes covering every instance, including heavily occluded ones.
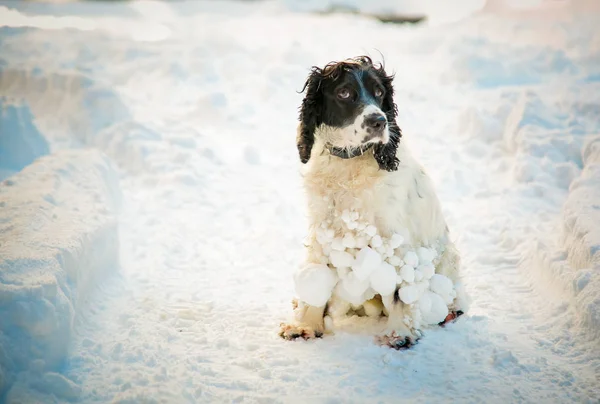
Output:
[279,300,326,340]
[376,295,418,350]
[279,237,330,340]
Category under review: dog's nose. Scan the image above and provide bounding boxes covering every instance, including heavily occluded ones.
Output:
[364,113,387,131]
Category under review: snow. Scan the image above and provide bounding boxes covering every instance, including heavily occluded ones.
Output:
[0,0,600,402]
[399,265,416,283]
[418,262,436,279]
[398,284,420,305]
[328,250,354,269]
[351,247,382,281]
[0,149,120,401]
[0,99,49,181]
[369,262,397,296]
[429,274,455,305]
[293,264,337,307]
[402,250,419,268]
[419,291,449,325]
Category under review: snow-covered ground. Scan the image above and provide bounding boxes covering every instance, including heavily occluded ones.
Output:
[1,0,600,402]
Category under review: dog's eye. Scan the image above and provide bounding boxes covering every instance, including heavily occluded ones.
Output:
[374,88,383,98]
[337,88,351,100]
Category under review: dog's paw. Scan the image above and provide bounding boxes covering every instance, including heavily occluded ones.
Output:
[279,322,323,341]
[438,310,464,327]
[375,331,418,350]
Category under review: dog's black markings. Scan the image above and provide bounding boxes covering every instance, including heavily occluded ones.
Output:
[393,287,401,303]
[297,56,402,172]
[390,336,414,350]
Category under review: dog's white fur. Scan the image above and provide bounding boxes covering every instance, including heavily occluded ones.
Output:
[280,124,465,342]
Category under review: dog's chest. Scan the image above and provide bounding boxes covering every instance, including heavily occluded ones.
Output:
[304,159,416,239]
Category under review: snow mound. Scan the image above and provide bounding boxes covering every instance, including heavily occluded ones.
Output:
[562,135,600,336]
[295,209,459,329]
[0,68,130,149]
[0,98,50,180]
[0,149,121,399]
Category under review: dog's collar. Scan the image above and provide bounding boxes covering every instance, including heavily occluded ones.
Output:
[325,143,374,159]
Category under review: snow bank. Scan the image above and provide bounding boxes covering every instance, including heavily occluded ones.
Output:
[562,135,600,337]
[0,68,130,150]
[0,98,49,180]
[0,149,121,400]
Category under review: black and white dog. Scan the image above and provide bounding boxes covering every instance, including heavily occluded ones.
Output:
[280,56,467,348]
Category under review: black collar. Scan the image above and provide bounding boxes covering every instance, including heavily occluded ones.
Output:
[325,143,374,159]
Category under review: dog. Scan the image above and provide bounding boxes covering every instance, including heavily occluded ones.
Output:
[279,56,467,349]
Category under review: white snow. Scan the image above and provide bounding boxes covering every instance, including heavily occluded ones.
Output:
[369,262,397,296]
[336,274,371,306]
[403,250,419,268]
[293,264,337,307]
[0,149,120,402]
[351,247,382,281]
[419,291,449,325]
[418,262,436,279]
[399,264,416,283]
[416,246,436,264]
[328,250,354,268]
[429,274,455,305]
[389,233,404,249]
[341,233,356,249]
[1,0,600,402]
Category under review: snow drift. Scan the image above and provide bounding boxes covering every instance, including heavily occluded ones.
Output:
[0,98,49,181]
[562,135,600,337]
[0,149,121,400]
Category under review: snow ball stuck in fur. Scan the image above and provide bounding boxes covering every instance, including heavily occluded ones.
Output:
[352,247,382,281]
[418,262,435,279]
[371,235,383,248]
[329,250,354,268]
[331,237,344,251]
[398,284,420,304]
[342,233,356,249]
[335,277,368,306]
[336,266,350,279]
[429,274,455,305]
[369,262,397,296]
[417,246,436,263]
[400,265,416,283]
[340,272,371,297]
[387,255,402,267]
[365,225,377,238]
[294,264,337,307]
[419,291,449,325]
[403,251,419,268]
[389,233,404,249]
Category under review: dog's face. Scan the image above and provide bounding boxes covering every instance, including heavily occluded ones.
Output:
[318,67,390,148]
[297,56,402,172]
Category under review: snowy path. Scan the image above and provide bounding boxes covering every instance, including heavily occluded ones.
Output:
[1,1,600,403]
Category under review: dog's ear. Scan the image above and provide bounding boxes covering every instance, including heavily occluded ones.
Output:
[373,65,402,172]
[297,67,323,164]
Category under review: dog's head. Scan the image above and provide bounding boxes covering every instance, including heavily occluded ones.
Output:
[297,56,401,171]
